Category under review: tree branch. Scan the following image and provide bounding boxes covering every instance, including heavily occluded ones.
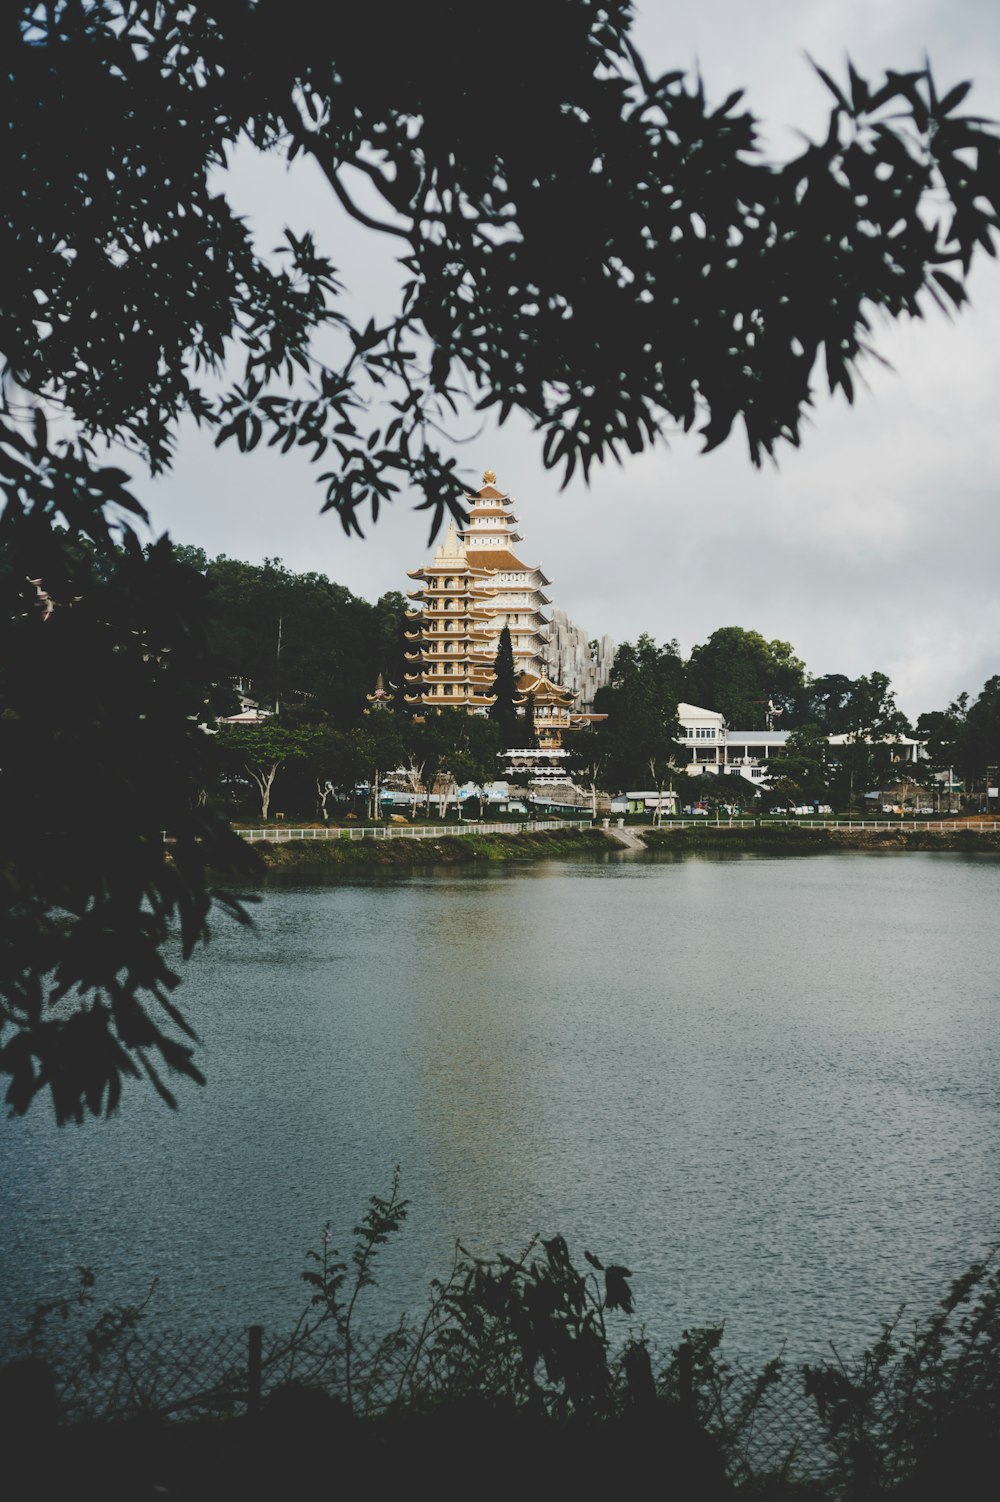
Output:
[281,100,413,242]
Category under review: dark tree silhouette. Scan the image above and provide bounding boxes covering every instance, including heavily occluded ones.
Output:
[4,1,1000,1120]
[489,626,520,750]
[6,6,1000,521]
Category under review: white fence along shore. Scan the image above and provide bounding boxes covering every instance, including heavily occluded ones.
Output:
[233,819,595,841]
[232,818,1000,841]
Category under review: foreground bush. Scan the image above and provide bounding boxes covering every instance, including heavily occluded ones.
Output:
[4,1176,997,1499]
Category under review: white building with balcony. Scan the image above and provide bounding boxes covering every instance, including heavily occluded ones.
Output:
[677,704,926,788]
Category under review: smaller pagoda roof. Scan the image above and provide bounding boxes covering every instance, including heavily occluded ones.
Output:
[406,560,499,581]
[365,672,395,710]
[515,672,575,707]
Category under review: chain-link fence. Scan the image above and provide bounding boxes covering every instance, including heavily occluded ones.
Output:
[13,1323,838,1487]
[10,1245,996,1496]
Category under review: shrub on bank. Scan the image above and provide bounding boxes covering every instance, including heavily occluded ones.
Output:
[5,1176,997,1500]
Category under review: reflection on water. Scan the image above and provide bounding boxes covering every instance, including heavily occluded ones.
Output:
[2,850,997,1366]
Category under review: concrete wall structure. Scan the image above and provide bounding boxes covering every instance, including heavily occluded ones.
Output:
[542,607,615,710]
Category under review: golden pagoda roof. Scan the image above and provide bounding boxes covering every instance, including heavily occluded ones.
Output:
[406,560,499,580]
[515,672,575,706]
[463,548,534,571]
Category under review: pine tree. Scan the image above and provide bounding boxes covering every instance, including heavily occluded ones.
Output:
[489,626,520,750]
[521,693,539,750]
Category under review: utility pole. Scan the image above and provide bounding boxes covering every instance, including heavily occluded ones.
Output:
[274,614,283,716]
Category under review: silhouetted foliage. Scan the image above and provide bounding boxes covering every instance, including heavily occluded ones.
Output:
[8,5,1000,519]
[0,437,259,1122]
[804,1254,1000,1500]
[12,1178,997,1500]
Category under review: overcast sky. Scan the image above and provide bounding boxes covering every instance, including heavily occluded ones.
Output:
[134,1,1000,722]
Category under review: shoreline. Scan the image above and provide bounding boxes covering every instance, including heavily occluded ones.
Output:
[243,826,612,872]
[638,823,1000,854]
[228,822,1000,877]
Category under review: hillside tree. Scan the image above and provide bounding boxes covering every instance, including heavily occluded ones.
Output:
[686,628,806,728]
[566,727,612,817]
[596,635,685,816]
[763,723,833,809]
[827,671,912,808]
[215,721,317,820]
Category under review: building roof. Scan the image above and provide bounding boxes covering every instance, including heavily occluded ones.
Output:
[678,702,725,722]
[516,672,574,705]
[463,549,533,572]
[827,732,925,747]
[724,730,792,746]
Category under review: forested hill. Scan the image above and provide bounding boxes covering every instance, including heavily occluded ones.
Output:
[172,547,409,725]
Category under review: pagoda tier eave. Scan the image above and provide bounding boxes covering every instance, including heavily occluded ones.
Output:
[406,565,501,580]
[404,694,498,706]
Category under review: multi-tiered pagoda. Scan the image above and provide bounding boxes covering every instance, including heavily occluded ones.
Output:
[404,471,606,748]
[403,471,552,713]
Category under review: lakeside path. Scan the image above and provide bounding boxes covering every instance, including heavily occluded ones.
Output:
[237,821,1000,875]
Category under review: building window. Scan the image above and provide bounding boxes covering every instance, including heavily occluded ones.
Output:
[695,727,716,740]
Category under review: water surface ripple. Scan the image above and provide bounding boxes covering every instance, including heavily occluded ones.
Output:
[2,850,997,1367]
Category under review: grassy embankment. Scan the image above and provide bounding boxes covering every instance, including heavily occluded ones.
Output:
[248,825,611,871]
[230,821,1000,876]
[640,823,1000,854]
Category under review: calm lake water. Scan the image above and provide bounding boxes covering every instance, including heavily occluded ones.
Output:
[2,848,998,1368]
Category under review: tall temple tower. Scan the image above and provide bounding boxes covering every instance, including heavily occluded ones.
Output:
[403,471,552,713]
